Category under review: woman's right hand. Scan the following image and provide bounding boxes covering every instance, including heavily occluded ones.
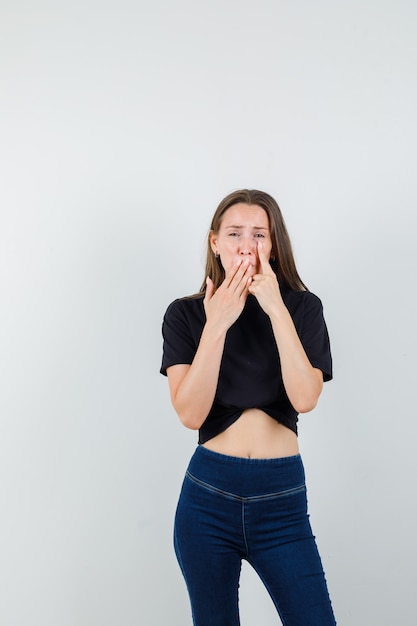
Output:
[168,259,252,431]
[203,258,252,332]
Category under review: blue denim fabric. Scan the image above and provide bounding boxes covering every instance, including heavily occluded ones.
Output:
[174,445,336,626]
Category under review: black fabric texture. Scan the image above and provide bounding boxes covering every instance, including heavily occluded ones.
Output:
[160,289,332,444]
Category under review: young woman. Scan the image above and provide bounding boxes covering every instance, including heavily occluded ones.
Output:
[160,189,336,625]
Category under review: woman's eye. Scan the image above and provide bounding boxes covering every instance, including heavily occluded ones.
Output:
[228,232,239,237]
[255,233,265,238]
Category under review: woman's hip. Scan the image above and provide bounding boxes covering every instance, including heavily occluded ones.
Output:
[184,444,306,499]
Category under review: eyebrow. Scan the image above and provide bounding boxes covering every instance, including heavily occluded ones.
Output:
[224,225,268,230]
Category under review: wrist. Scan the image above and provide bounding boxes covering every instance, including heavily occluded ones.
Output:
[203,318,228,342]
[268,301,289,323]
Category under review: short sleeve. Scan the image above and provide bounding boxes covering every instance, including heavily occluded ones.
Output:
[299,293,333,382]
[160,299,200,376]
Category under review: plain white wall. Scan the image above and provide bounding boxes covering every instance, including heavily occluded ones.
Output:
[1,1,416,624]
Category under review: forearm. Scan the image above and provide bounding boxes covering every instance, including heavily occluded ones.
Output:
[269,305,323,413]
[169,261,252,429]
[171,323,227,430]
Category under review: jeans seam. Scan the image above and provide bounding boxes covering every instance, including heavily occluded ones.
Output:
[185,471,306,502]
[242,501,249,557]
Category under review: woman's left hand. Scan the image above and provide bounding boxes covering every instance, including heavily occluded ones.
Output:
[248,242,284,317]
[249,242,323,412]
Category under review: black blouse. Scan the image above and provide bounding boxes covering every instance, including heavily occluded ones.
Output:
[160,289,332,444]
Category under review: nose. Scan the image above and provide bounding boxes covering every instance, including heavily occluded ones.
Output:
[238,236,257,256]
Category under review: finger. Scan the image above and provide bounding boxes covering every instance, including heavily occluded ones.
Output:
[204,276,215,302]
[257,242,273,274]
[225,258,244,283]
[228,259,252,291]
[224,258,246,286]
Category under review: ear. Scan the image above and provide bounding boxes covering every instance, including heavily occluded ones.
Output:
[209,230,218,256]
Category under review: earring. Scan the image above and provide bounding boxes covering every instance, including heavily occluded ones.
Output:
[214,252,219,258]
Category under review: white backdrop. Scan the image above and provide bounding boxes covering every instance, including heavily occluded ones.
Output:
[1,1,416,625]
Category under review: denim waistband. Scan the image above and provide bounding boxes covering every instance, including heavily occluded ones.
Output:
[186,445,305,498]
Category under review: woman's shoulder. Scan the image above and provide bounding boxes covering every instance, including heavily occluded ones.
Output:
[281,289,327,330]
[282,287,323,310]
[166,292,204,308]
[163,293,205,321]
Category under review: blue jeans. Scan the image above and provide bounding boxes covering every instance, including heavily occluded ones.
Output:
[174,446,336,626]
